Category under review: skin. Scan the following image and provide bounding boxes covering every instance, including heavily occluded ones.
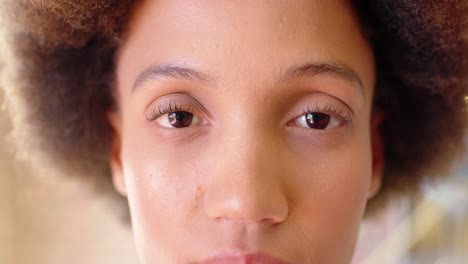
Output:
[110,0,383,263]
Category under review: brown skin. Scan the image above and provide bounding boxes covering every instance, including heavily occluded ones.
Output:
[0,0,466,262]
[110,0,383,263]
[2,0,466,224]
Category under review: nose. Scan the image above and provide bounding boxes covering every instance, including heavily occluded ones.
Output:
[203,128,289,225]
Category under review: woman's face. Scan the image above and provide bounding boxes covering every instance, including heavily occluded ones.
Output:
[111,0,382,263]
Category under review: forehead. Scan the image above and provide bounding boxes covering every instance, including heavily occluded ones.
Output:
[117,0,374,96]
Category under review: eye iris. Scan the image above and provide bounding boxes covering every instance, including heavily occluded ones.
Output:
[306,113,331,129]
[168,111,193,128]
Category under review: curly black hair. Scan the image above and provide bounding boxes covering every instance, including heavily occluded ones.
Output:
[0,0,466,216]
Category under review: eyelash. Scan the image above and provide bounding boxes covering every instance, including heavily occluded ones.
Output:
[301,103,352,124]
[146,101,193,121]
[146,101,352,124]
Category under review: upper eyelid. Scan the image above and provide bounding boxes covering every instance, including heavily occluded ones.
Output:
[146,101,195,121]
[304,92,355,118]
[319,94,355,117]
[288,93,354,123]
[145,92,211,118]
[160,100,194,112]
[303,103,352,121]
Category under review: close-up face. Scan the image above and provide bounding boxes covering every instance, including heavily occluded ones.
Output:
[111,0,382,263]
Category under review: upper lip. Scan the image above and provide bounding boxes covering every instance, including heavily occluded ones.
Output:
[197,252,291,264]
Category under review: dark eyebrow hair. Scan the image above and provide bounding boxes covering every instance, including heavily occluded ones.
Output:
[132,62,365,97]
[132,63,213,93]
[281,62,365,97]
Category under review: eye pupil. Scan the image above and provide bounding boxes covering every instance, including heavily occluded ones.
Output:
[168,111,193,128]
[306,113,331,129]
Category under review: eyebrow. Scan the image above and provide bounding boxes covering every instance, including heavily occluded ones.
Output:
[281,62,365,96]
[132,62,365,96]
[132,63,213,93]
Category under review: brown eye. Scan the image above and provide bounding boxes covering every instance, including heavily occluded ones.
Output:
[291,112,342,130]
[306,113,331,129]
[156,111,201,129]
[168,111,193,128]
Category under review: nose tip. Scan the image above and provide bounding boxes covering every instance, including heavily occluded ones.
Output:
[203,177,289,225]
[207,195,288,225]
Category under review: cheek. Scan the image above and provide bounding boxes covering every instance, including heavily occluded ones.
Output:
[290,139,372,262]
[120,125,206,262]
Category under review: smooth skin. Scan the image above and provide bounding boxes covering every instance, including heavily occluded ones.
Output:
[110,0,383,263]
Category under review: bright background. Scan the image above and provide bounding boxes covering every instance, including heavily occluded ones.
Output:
[1,91,467,264]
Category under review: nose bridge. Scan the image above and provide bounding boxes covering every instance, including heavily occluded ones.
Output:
[203,120,289,224]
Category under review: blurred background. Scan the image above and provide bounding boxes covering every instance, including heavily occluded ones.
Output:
[0,90,467,263]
